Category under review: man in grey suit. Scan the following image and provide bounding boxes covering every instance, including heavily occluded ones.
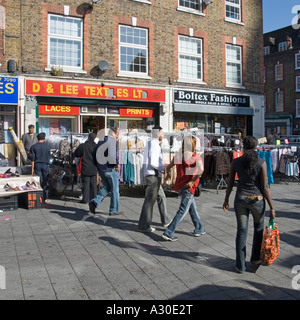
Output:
[22,124,38,163]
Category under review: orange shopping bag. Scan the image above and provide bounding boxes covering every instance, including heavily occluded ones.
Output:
[260,218,280,266]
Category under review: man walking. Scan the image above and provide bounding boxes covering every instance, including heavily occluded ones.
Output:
[137,126,169,233]
[89,127,123,216]
[29,132,51,203]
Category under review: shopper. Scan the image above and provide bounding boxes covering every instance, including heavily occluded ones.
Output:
[29,132,51,204]
[162,135,205,241]
[223,136,276,273]
[89,127,123,216]
[22,124,38,163]
[137,126,170,233]
[75,132,98,203]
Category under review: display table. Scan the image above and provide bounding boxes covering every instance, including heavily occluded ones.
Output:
[0,175,42,197]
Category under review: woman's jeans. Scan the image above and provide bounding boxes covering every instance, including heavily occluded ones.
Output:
[234,194,265,271]
[164,187,204,238]
[91,169,119,213]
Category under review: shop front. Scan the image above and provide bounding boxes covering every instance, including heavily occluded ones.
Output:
[265,114,293,137]
[0,76,19,166]
[25,79,165,135]
[173,89,256,137]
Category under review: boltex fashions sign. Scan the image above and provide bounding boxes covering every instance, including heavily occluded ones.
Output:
[26,80,165,103]
[0,76,18,104]
[174,89,250,108]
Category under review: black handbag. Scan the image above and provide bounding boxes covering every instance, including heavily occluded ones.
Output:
[194,186,201,197]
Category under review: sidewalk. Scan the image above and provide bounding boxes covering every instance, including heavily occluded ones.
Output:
[0,181,299,300]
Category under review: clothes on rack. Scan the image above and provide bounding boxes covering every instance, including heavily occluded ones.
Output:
[257,149,274,185]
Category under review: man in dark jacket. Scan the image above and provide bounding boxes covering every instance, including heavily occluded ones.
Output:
[74,132,98,203]
[29,132,51,203]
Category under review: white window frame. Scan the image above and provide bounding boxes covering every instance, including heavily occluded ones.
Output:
[278,41,287,52]
[226,44,243,88]
[296,76,300,92]
[118,25,150,79]
[178,35,204,84]
[275,90,284,112]
[295,52,300,70]
[47,14,84,73]
[275,63,283,81]
[177,0,204,16]
[264,46,270,55]
[225,0,242,23]
[296,99,300,118]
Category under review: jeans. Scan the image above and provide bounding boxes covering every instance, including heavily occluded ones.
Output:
[164,187,205,238]
[91,169,119,213]
[34,163,49,201]
[234,193,265,272]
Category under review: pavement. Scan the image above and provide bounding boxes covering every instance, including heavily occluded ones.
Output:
[0,179,299,301]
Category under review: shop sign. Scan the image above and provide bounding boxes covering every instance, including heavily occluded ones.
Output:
[26,80,165,102]
[39,105,80,115]
[119,108,154,118]
[0,76,18,104]
[174,89,250,108]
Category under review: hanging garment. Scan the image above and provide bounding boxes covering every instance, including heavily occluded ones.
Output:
[257,150,274,184]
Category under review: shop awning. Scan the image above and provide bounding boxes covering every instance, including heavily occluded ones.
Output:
[174,103,254,116]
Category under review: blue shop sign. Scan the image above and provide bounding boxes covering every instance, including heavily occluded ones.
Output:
[0,76,18,104]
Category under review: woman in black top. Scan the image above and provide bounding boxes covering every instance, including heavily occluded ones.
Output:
[223,136,276,273]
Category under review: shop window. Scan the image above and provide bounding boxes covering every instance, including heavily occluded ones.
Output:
[119,25,148,77]
[48,14,83,71]
[178,0,203,14]
[225,0,241,22]
[226,44,242,86]
[39,116,77,135]
[178,35,203,82]
[275,90,284,112]
[275,63,283,81]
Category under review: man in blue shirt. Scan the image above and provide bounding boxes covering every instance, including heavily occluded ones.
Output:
[89,127,123,216]
[29,132,51,204]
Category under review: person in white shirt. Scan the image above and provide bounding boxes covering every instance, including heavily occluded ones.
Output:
[137,126,170,232]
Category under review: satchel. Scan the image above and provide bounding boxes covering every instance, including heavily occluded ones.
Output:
[260,218,280,266]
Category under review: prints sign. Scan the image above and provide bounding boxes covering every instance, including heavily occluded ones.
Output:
[174,90,250,108]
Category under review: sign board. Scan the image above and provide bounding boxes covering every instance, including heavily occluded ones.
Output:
[39,105,80,116]
[0,76,18,104]
[119,108,154,118]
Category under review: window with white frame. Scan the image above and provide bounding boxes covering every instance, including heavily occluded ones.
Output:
[295,53,300,69]
[119,25,148,76]
[296,99,300,118]
[48,14,83,70]
[178,35,203,81]
[264,46,270,55]
[226,44,242,86]
[178,0,202,13]
[225,0,241,22]
[275,63,283,81]
[296,76,300,92]
[278,41,287,52]
[275,90,284,112]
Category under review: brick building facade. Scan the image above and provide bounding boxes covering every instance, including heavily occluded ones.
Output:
[264,25,300,136]
[0,0,265,145]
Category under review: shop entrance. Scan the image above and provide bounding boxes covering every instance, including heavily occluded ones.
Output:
[82,116,105,133]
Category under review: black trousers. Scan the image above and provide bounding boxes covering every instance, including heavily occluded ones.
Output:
[81,175,97,203]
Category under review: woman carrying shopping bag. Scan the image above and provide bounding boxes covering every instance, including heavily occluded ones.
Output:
[223,136,276,273]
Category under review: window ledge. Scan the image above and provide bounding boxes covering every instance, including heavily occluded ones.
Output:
[117,72,152,80]
[224,18,244,26]
[177,79,206,85]
[45,67,87,74]
[177,7,205,17]
[226,84,246,90]
[131,0,152,4]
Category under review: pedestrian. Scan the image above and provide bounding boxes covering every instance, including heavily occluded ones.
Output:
[74,132,98,203]
[223,135,276,273]
[22,124,38,164]
[162,135,205,241]
[89,127,123,216]
[267,129,279,145]
[137,126,170,233]
[29,132,51,204]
